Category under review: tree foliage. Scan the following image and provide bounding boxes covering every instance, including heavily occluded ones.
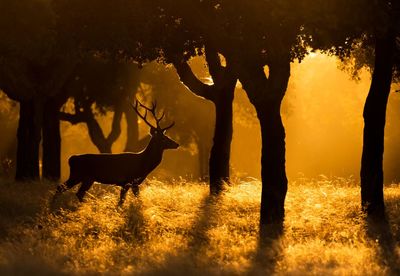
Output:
[0,0,56,100]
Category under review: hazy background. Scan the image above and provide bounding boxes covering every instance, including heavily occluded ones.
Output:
[1,53,399,183]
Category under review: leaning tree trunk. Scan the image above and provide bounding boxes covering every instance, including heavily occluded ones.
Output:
[209,88,234,194]
[59,101,123,154]
[86,121,115,153]
[42,97,62,181]
[16,99,42,181]
[60,100,125,154]
[361,34,395,215]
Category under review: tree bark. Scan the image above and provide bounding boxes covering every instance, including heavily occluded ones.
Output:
[60,102,124,154]
[238,57,290,225]
[174,47,237,194]
[123,103,140,152]
[209,88,234,193]
[361,34,395,215]
[15,99,42,181]
[257,101,288,224]
[198,141,209,181]
[42,97,62,181]
[85,106,123,153]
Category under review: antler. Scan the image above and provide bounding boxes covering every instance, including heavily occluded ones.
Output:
[131,99,156,129]
[131,98,175,131]
[162,121,175,132]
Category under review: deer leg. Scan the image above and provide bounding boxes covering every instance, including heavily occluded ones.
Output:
[52,179,81,205]
[131,178,145,197]
[56,178,80,194]
[76,181,93,202]
[118,184,130,206]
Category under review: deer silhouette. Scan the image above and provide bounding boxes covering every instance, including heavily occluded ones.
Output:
[55,99,179,205]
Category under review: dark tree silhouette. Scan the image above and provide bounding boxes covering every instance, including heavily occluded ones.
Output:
[304,0,400,215]
[358,2,400,215]
[42,95,65,180]
[173,46,236,193]
[0,1,48,180]
[137,62,214,180]
[0,0,76,180]
[177,0,307,224]
[54,0,236,191]
[235,55,291,224]
[0,0,144,180]
[141,4,236,190]
[137,0,308,223]
[59,59,142,153]
[360,37,395,214]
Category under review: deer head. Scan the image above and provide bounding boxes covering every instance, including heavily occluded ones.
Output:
[132,98,179,150]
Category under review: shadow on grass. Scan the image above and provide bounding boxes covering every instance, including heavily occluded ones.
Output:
[115,200,147,244]
[247,221,284,275]
[0,180,55,239]
[186,193,221,252]
[137,193,222,275]
[49,183,122,214]
[366,212,400,275]
[48,190,80,214]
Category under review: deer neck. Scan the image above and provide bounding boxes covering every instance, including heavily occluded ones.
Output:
[143,138,165,166]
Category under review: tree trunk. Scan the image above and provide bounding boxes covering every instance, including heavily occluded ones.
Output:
[198,141,209,181]
[237,56,290,225]
[15,99,42,181]
[123,104,140,152]
[42,97,61,181]
[173,52,237,193]
[361,34,395,215]
[85,106,123,154]
[86,116,113,153]
[209,89,234,194]
[257,101,288,224]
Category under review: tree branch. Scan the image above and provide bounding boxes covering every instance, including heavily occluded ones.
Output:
[84,110,110,153]
[205,45,224,83]
[268,55,291,99]
[236,53,290,107]
[236,60,269,106]
[59,112,87,125]
[173,60,215,101]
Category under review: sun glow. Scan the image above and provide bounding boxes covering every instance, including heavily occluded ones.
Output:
[308,51,318,58]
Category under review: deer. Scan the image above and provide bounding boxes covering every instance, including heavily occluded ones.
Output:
[54,99,179,205]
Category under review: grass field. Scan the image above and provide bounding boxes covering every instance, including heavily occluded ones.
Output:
[0,177,399,275]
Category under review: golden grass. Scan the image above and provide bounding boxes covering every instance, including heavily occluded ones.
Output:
[0,177,399,275]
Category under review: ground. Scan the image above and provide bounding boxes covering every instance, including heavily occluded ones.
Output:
[0,177,399,275]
